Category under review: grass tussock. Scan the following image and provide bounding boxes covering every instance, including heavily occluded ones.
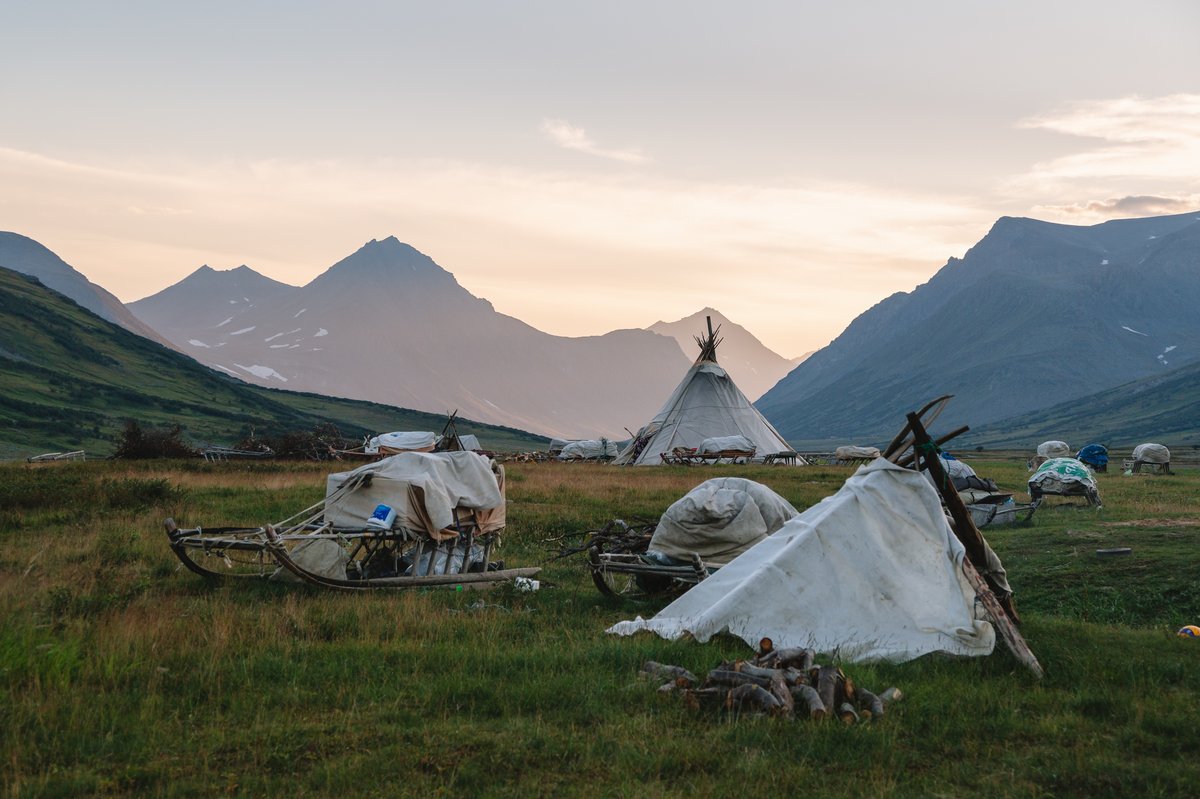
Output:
[1,457,1199,797]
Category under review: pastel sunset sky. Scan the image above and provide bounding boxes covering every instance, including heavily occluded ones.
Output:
[2,1,1198,355]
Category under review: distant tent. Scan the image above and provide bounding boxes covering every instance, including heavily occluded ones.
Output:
[1076,443,1108,472]
[614,317,802,466]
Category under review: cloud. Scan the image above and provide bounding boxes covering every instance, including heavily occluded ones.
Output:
[1036,194,1200,218]
[1008,94,1200,200]
[540,118,650,164]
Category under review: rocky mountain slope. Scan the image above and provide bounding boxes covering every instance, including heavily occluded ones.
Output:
[757,212,1200,443]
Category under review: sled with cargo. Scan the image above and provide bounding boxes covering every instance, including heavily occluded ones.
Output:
[164,451,539,591]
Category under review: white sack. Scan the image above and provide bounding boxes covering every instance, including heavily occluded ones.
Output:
[608,459,995,663]
[649,478,799,565]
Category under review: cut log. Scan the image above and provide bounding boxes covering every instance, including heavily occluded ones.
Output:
[816,665,841,713]
[791,684,827,720]
[766,670,795,718]
[640,661,698,688]
[754,646,815,671]
[758,637,774,656]
[730,661,783,681]
[838,702,860,725]
[857,688,884,720]
[781,666,806,687]
[705,669,773,690]
[728,683,782,715]
[879,687,903,706]
[657,682,679,695]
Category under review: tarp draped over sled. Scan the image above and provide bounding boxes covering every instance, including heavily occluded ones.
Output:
[365,431,438,454]
[558,439,618,460]
[323,451,505,540]
[1028,457,1100,505]
[1132,443,1170,464]
[834,445,881,461]
[648,477,798,565]
[608,459,996,663]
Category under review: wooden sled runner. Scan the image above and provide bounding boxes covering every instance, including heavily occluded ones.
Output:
[164,451,540,591]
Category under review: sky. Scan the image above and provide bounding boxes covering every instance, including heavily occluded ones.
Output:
[2,1,1199,357]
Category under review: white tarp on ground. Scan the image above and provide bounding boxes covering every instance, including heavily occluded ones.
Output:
[835,445,881,460]
[649,477,799,565]
[1132,443,1171,464]
[558,439,618,460]
[1036,440,1071,459]
[614,362,797,465]
[608,458,996,663]
[365,431,438,454]
[699,435,756,455]
[323,451,504,535]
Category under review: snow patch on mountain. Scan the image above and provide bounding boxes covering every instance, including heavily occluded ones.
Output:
[314,328,328,337]
[230,326,256,335]
[188,339,210,348]
[1121,325,1149,336]
[234,363,288,382]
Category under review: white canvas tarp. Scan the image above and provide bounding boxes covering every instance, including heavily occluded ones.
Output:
[558,439,618,460]
[323,451,505,538]
[698,435,756,455]
[608,458,995,663]
[615,362,797,465]
[1036,440,1071,459]
[835,445,881,460]
[1132,443,1170,464]
[649,477,799,565]
[457,434,482,452]
[365,431,438,454]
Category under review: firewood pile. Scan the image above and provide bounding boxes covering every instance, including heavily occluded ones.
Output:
[641,638,901,723]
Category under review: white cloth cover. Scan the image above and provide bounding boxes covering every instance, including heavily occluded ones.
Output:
[835,445,881,460]
[699,435,756,455]
[456,434,482,452]
[323,451,502,532]
[614,362,796,465]
[1132,443,1170,464]
[365,431,438,454]
[608,459,995,662]
[1036,440,1071,459]
[557,439,618,459]
[269,538,349,583]
[649,477,799,565]
[922,454,977,490]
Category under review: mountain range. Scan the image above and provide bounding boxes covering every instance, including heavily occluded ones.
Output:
[0,266,543,458]
[0,232,170,346]
[128,239,796,438]
[757,212,1200,444]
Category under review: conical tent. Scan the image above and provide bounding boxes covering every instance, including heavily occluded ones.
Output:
[614,319,797,465]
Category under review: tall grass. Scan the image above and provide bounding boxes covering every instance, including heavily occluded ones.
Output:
[1,459,1198,797]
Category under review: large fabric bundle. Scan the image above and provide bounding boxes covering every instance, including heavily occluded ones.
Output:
[1132,443,1170,464]
[1076,443,1109,469]
[835,445,881,460]
[1028,457,1100,505]
[609,459,996,663]
[648,477,798,565]
[557,439,618,460]
[324,451,505,539]
[1036,441,1071,459]
[365,431,438,454]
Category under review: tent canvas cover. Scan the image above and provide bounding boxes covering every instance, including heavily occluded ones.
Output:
[615,320,799,465]
[608,458,996,663]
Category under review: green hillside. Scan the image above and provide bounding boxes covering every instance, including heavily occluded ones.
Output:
[0,268,544,458]
[962,360,1200,450]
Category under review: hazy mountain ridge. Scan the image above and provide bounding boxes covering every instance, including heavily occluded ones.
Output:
[0,232,171,346]
[0,266,543,457]
[757,212,1200,443]
[646,307,797,401]
[129,237,692,438]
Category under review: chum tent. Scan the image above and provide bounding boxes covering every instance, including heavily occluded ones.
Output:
[614,318,801,465]
[608,458,996,662]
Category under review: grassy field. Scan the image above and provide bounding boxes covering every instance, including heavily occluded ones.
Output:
[2,457,1199,797]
